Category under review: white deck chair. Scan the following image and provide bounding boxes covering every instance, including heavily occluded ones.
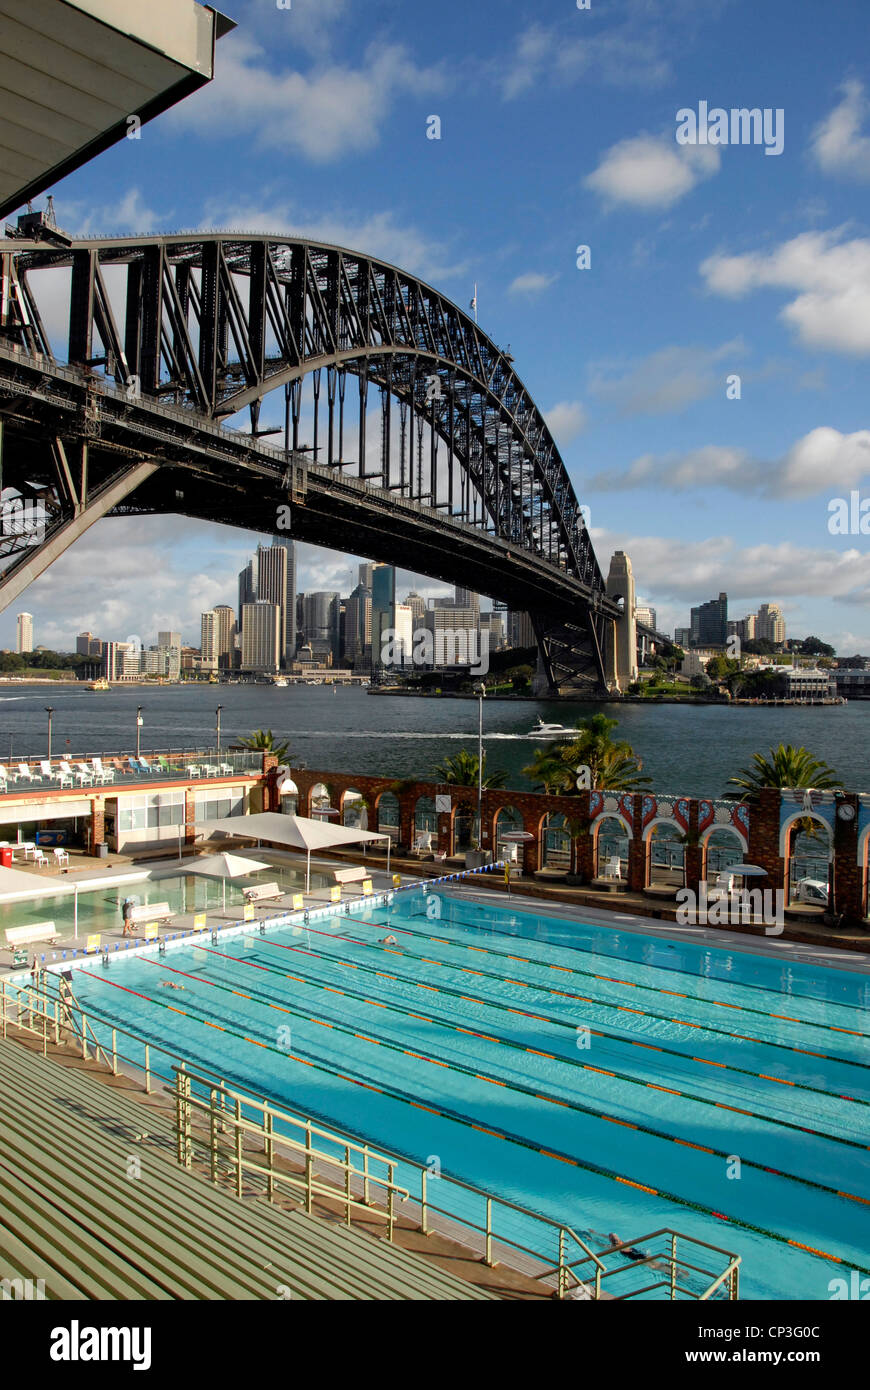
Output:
[603,855,622,880]
[16,763,36,782]
[92,758,115,784]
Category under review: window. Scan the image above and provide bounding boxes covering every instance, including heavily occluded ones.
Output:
[118,790,185,832]
[194,788,245,824]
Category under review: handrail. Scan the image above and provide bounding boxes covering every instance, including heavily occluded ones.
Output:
[0,974,741,1300]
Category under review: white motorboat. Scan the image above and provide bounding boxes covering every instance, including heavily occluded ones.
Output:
[531,718,580,737]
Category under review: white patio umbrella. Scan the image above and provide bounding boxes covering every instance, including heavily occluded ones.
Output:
[184,851,271,911]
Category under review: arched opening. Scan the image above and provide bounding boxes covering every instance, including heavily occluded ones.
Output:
[595,816,629,881]
[342,787,367,829]
[377,791,400,843]
[276,773,298,816]
[309,782,331,815]
[495,805,525,865]
[786,817,832,908]
[703,826,745,885]
[646,821,685,889]
[541,813,571,872]
[414,795,437,854]
[453,803,476,855]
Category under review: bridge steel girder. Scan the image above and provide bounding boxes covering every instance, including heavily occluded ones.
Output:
[1,233,613,692]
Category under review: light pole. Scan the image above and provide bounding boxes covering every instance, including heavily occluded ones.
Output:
[45,707,54,761]
[473,681,486,851]
[215,705,223,754]
[136,706,143,758]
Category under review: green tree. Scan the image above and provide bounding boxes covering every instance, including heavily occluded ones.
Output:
[523,713,651,792]
[432,749,507,788]
[706,655,740,683]
[238,728,292,759]
[727,744,842,800]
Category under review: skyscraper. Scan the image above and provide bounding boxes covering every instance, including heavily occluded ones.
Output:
[690,593,728,647]
[16,612,32,653]
[454,586,479,612]
[370,563,396,668]
[404,591,426,626]
[241,602,281,673]
[343,583,372,667]
[238,555,258,627]
[358,562,374,590]
[756,603,785,644]
[276,538,297,657]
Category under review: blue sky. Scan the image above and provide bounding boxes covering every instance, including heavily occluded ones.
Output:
[5,0,870,653]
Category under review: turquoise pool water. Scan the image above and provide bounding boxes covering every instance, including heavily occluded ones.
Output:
[56,892,870,1299]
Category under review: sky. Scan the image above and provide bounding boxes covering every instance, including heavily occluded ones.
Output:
[4,0,870,653]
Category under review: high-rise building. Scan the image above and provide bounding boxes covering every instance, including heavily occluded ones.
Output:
[454,586,479,612]
[358,563,374,591]
[16,612,32,653]
[214,605,237,668]
[635,605,657,631]
[690,593,728,647]
[343,584,372,667]
[238,556,258,627]
[156,630,181,680]
[302,592,340,662]
[404,591,426,626]
[393,604,414,664]
[481,611,506,650]
[256,543,291,666]
[241,601,281,673]
[727,615,756,643]
[76,630,102,657]
[756,603,785,645]
[423,606,483,669]
[674,627,692,649]
[371,563,396,668]
[201,611,219,671]
[508,611,536,648]
[275,539,296,657]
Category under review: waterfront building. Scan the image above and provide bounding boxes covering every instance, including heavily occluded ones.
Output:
[756,602,786,644]
[76,630,102,657]
[423,604,482,669]
[156,630,181,681]
[302,591,340,663]
[16,612,32,653]
[343,583,372,667]
[238,555,257,627]
[832,668,870,698]
[241,601,281,674]
[256,543,292,666]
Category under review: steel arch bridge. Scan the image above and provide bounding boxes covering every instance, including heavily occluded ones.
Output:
[0,229,628,690]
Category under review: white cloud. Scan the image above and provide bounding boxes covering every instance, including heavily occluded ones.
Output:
[586,426,870,498]
[545,401,587,444]
[810,79,870,182]
[585,135,719,210]
[508,271,558,296]
[56,188,166,238]
[499,22,671,101]
[589,341,743,416]
[168,34,445,163]
[701,229,870,355]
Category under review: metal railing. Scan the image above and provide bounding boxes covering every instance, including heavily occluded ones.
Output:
[0,974,741,1301]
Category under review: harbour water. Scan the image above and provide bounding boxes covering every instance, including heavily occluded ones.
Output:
[0,683,864,799]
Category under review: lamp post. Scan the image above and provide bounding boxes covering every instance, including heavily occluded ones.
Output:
[136,706,143,758]
[473,681,486,851]
[44,707,54,761]
[215,705,223,755]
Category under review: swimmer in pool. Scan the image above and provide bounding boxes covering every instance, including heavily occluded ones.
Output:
[380,934,398,946]
[159,981,186,990]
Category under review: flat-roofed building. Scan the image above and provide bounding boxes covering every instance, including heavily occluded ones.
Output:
[241,601,281,674]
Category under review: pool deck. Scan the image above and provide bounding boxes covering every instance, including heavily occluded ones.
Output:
[3,842,870,978]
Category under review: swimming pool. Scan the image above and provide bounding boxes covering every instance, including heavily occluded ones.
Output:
[54,890,870,1299]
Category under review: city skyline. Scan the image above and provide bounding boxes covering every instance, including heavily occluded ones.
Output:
[0,0,866,654]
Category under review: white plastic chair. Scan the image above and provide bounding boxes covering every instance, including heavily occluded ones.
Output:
[33,849,49,867]
[16,763,36,782]
[74,762,94,786]
[53,847,70,867]
[92,758,114,784]
[56,763,74,789]
[604,855,622,880]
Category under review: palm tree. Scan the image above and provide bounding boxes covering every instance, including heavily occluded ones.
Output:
[239,728,292,760]
[727,744,842,800]
[432,749,508,789]
[523,713,651,792]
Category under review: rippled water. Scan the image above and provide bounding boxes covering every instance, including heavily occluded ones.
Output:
[0,682,865,798]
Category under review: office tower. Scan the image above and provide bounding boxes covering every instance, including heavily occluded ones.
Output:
[674,627,692,648]
[241,602,281,673]
[370,563,396,667]
[424,606,482,669]
[201,611,219,671]
[756,603,785,644]
[358,563,374,590]
[508,611,536,648]
[481,611,506,650]
[404,591,426,626]
[255,543,291,666]
[635,605,657,631]
[454,586,479,612]
[16,612,32,653]
[343,583,372,666]
[238,555,258,627]
[214,605,237,668]
[690,593,728,647]
[156,630,181,680]
[76,630,101,657]
[275,538,297,657]
[393,604,414,664]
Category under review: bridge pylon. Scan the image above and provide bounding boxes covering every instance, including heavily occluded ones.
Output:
[603,550,638,693]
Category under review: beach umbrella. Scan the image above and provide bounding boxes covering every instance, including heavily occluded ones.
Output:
[185,852,270,911]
